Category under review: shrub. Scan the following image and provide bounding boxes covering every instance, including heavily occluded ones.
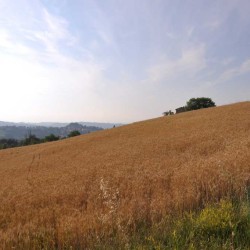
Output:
[68,130,81,137]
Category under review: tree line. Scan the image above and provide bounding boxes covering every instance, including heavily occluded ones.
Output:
[0,130,81,150]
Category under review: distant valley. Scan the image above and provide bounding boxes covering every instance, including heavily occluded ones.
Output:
[0,121,122,129]
[0,122,106,140]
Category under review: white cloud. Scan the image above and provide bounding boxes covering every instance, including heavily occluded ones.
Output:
[186,27,194,38]
[206,20,221,30]
[0,3,109,122]
[32,8,76,53]
[0,29,10,48]
[0,50,107,122]
[148,45,206,83]
[0,29,37,58]
[166,32,176,39]
[217,59,250,83]
[222,58,234,66]
[0,1,81,65]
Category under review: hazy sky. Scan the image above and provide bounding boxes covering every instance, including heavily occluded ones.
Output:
[0,0,249,123]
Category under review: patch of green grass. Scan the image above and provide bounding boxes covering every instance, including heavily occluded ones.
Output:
[132,199,250,250]
[2,199,250,249]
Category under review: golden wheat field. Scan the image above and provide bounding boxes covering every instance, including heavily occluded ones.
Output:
[0,102,250,248]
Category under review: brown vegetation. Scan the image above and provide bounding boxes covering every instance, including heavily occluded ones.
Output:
[0,102,249,248]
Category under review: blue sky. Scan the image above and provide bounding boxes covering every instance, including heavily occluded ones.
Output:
[0,0,249,123]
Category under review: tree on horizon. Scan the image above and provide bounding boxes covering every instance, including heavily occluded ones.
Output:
[186,97,216,111]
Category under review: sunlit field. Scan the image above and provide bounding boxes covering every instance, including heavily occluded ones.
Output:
[0,102,249,249]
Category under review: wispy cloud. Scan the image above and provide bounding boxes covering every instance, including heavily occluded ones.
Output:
[0,2,87,66]
[0,1,110,121]
[148,45,206,83]
[217,59,250,83]
[33,8,76,54]
[0,28,33,55]
[0,0,249,122]
[205,20,221,30]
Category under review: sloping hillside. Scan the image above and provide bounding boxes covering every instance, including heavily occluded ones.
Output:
[0,102,249,248]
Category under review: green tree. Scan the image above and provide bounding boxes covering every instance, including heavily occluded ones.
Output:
[44,134,59,142]
[22,134,41,145]
[0,139,19,149]
[68,130,81,137]
[186,97,216,111]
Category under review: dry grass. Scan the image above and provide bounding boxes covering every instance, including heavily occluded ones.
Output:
[0,102,249,248]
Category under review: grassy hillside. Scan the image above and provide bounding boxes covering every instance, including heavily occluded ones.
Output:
[0,102,249,249]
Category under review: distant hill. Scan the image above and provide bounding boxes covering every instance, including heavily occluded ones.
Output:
[0,122,103,140]
[0,121,123,129]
